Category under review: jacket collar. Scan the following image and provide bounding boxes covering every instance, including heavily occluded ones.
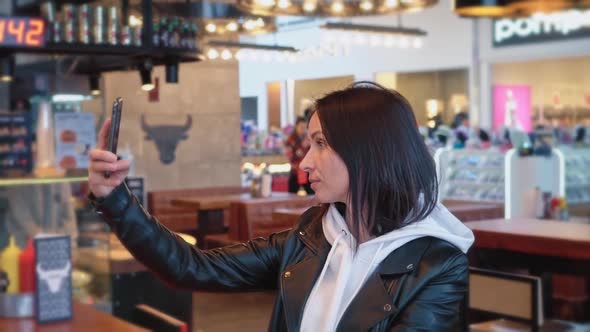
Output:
[284,207,433,331]
[296,207,431,275]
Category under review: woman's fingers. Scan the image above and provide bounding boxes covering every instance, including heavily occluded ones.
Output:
[89,148,117,163]
[89,161,118,173]
[90,158,131,173]
[97,118,112,150]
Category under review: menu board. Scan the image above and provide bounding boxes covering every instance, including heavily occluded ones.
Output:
[35,235,72,323]
[53,112,96,170]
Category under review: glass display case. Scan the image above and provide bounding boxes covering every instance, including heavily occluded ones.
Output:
[562,147,590,205]
[436,148,506,203]
[0,179,112,312]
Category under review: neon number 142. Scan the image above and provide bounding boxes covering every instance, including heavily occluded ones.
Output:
[26,19,44,46]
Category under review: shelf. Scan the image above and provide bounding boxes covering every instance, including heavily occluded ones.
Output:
[3,43,195,57]
[443,197,504,204]
[447,165,503,171]
[5,44,201,74]
[0,175,88,187]
[14,0,101,16]
[446,180,503,186]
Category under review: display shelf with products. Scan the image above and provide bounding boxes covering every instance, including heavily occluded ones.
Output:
[560,146,590,205]
[4,1,201,75]
[0,112,33,175]
[435,148,506,204]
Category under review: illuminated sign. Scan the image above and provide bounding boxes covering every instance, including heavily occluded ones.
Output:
[0,17,45,47]
[493,9,590,47]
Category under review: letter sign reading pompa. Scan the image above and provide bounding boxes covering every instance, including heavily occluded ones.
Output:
[493,9,590,47]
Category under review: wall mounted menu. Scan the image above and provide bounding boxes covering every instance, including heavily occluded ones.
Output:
[53,112,96,170]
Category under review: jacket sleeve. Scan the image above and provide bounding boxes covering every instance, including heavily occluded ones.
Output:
[90,182,287,291]
[388,253,469,332]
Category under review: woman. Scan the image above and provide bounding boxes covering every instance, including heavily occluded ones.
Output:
[284,116,313,194]
[88,82,474,331]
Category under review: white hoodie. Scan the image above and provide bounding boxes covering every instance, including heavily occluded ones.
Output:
[300,203,475,332]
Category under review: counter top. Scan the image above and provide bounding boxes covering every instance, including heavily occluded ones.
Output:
[0,301,148,332]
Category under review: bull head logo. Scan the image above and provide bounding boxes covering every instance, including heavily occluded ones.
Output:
[141,115,192,164]
[37,261,71,293]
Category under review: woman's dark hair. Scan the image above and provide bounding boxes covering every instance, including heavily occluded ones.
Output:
[478,128,490,142]
[313,81,438,238]
[451,112,469,129]
[295,116,306,125]
[289,116,307,140]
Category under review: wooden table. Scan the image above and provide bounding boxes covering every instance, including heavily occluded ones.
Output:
[468,218,590,262]
[0,301,148,332]
[172,192,313,245]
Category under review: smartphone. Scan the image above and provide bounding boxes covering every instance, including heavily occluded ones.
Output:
[104,97,123,178]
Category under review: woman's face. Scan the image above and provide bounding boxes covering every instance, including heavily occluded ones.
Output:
[295,121,307,137]
[300,114,349,203]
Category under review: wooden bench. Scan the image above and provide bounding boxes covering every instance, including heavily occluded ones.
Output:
[147,186,248,233]
[205,194,315,248]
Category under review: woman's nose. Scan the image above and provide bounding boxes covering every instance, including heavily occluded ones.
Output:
[299,150,312,172]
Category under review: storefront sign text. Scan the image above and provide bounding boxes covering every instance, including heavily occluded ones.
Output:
[493,9,590,47]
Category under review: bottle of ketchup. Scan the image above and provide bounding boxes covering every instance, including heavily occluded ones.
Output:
[19,238,36,293]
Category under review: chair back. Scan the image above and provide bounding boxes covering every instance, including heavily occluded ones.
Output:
[469,267,543,328]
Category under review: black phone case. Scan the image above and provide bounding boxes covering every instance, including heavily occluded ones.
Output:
[107,97,123,154]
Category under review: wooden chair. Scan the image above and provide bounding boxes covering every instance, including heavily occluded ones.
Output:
[468,267,585,332]
[132,304,189,332]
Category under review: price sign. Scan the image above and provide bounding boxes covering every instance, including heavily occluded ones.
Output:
[0,17,45,47]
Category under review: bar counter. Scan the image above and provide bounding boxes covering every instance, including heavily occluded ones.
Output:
[0,301,148,332]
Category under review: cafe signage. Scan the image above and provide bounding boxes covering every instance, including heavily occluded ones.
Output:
[493,9,590,47]
[0,17,45,47]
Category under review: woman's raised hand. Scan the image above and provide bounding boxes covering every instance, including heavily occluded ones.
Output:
[87,118,131,198]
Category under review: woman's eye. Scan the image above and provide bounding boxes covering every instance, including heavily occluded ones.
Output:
[315,139,325,147]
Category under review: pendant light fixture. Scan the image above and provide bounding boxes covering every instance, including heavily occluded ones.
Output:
[0,56,15,83]
[453,0,514,17]
[236,0,438,17]
[454,0,590,17]
[507,0,573,16]
[139,59,154,91]
[89,74,101,96]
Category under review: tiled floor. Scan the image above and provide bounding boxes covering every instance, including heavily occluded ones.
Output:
[192,291,276,332]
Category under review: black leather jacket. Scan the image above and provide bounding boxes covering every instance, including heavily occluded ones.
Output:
[91,183,469,331]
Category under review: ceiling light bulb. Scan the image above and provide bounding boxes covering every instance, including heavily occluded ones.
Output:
[277,0,291,8]
[331,2,344,13]
[303,1,317,12]
[226,22,238,32]
[360,0,373,11]
[369,34,382,47]
[255,18,265,27]
[243,20,256,30]
[384,36,396,48]
[129,15,143,27]
[399,36,409,48]
[255,0,276,7]
[221,49,233,60]
[412,37,423,48]
[205,23,217,33]
[385,0,398,8]
[207,48,219,60]
[235,50,245,61]
[1,75,13,82]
